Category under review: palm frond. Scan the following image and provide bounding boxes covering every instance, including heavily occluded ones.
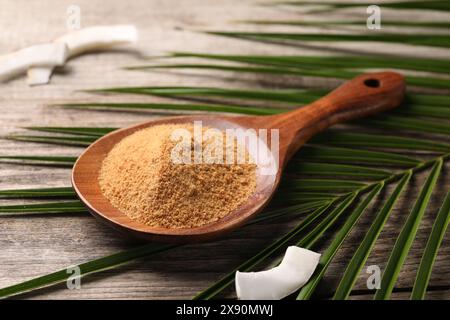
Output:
[0,197,326,298]
[60,102,280,115]
[168,52,450,76]
[193,202,333,300]
[195,193,357,300]
[297,183,383,299]
[277,1,450,12]
[374,160,443,300]
[407,94,450,107]
[297,146,420,166]
[395,105,450,119]
[292,162,389,179]
[25,127,115,137]
[311,131,450,152]
[81,85,450,113]
[296,193,357,248]
[86,86,324,104]
[6,135,95,146]
[411,190,450,299]
[243,20,450,29]
[332,172,411,300]
[0,243,177,299]
[0,156,76,167]
[250,201,330,224]
[0,201,87,216]
[208,32,450,49]
[363,115,450,135]
[0,187,76,199]
[132,63,450,90]
[281,179,366,192]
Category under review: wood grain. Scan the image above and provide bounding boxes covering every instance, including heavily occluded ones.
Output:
[0,0,449,299]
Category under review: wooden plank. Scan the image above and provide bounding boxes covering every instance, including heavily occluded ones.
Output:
[0,0,449,299]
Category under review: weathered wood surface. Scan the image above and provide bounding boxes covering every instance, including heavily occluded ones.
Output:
[0,0,449,299]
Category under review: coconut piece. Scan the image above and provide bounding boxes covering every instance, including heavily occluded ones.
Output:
[0,43,68,82]
[27,25,138,85]
[235,246,321,300]
[27,67,53,86]
[56,25,138,57]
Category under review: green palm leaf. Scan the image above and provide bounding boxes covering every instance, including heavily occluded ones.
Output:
[0,156,76,166]
[6,135,95,146]
[374,160,443,300]
[407,94,450,107]
[292,162,389,179]
[363,115,450,135]
[133,63,450,89]
[60,102,280,115]
[281,179,366,192]
[87,86,324,104]
[131,63,356,77]
[193,202,333,300]
[250,201,330,224]
[297,183,383,299]
[0,198,328,298]
[0,243,177,299]
[333,172,411,299]
[25,127,115,137]
[278,1,450,12]
[395,105,450,119]
[243,20,450,29]
[297,193,357,248]
[297,146,419,166]
[208,32,450,49]
[82,85,449,112]
[411,190,450,300]
[168,52,450,76]
[0,187,76,199]
[194,193,356,299]
[311,131,450,152]
[0,201,87,216]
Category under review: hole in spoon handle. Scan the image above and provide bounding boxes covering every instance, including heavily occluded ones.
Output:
[363,78,380,88]
[304,71,405,127]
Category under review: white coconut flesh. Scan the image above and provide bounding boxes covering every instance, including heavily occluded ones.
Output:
[27,67,53,86]
[235,246,321,300]
[0,43,68,82]
[27,25,138,85]
[57,25,138,56]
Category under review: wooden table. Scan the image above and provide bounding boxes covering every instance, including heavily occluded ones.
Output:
[0,0,449,299]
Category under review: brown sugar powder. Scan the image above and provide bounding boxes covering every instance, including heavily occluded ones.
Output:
[99,124,257,228]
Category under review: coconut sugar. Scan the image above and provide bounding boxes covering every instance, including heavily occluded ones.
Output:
[99,124,257,228]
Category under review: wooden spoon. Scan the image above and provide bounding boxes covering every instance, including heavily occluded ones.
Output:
[72,72,405,243]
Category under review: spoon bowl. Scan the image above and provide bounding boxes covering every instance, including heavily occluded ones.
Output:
[72,72,405,243]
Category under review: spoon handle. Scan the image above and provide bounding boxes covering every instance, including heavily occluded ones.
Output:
[271,71,405,162]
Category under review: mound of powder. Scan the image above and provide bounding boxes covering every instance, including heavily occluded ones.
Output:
[99,124,257,228]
